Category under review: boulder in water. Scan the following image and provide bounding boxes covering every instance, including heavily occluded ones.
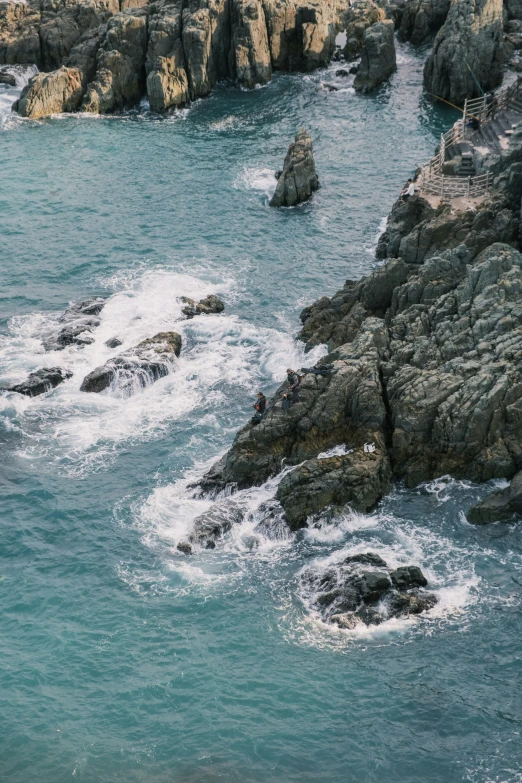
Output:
[0,69,16,86]
[467,472,522,524]
[300,552,437,628]
[353,20,396,94]
[181,295,225,318]
[105,337,123,348]
[269,129,319,208]
[5,367,72,397]
[80,331,182,394]
[13,66,84,118]
[188,499,245,548]
[43,297,106,351]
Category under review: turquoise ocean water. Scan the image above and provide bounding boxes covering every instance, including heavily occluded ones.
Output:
[1,44,522,783]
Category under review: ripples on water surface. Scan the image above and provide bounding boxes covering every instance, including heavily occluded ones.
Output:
[1,44,522,783]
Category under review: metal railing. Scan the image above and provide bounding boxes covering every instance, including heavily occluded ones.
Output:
[417,76,522,199]
[419,170,492,198]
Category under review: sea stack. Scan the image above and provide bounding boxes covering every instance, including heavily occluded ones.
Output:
[269,129,319,208]
[354,19,397,93]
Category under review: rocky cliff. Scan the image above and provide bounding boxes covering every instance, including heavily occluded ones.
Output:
[6,0,347,116]
[199,125,522,533]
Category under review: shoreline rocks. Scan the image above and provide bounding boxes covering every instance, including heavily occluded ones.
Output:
[353,19,396,94]
[181,294,225,318]
[467,472,522,524]
[300,552,437,628]
[43,297,106,351]
[269,128,319,207]
[4,367,72,396]
[80,331,182,394]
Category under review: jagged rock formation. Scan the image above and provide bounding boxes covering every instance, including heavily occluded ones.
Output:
[270,128,319,207]
[340,0,384,61]
[467,471,522,523]
[353,19,396,93]
[80,331,182,393]
[424,0,504,105]
[396,0,450,45]
[300,552,437,629]
[181,294,225,318]
[43,297,106,351]
[7,0,348,116]
[12,65,83,117]
[4,367,72,396]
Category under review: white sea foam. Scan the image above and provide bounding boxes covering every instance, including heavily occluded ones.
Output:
[0,64,37,130]
[235,166,277,198]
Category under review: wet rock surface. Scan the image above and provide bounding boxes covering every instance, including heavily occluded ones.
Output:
[43,297,106,351]
[353,19,396,94]
[80,331,182,394]
[13,65,84,117]
[4,367,72,396]
[269,128,319,207]
[0,68,16,85]
[467,472,522,524]
[181,294,225,318]
[300,552,437,628]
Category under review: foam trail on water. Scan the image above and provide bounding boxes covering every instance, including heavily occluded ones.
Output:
[0,64,38,130]
[0,266,325,474]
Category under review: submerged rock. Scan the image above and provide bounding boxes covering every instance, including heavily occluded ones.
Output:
[181,294,225,318]
[467,472,522,524]
[353,19,396,94]
[269,128,319,208]
[80,331,182,394]
[0,69,16,86]
[300,552,437,628]
[188,499,245,548]
[5,367,72,397]
[105,337,123,348]
[43,297,106,351]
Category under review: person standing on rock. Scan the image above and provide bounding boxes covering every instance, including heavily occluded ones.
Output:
[252,392,266,424]
[402,179,415,201]
[286,369,300,404]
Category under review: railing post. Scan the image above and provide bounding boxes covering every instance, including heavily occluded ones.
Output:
[463,99,467,136]
[467,176,471,198]
[441,175,444,199]
[486,174,489,195]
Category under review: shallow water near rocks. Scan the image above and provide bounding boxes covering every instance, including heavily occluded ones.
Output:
[1,46,522,783]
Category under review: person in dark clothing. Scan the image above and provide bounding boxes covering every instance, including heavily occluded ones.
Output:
[252,391,266,424]
[286,368,300,403]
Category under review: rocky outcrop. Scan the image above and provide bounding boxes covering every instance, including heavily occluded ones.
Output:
[424,0,504,105]
[376,195,520,266]
[353,19,396,93]
[0,0,41,66]
[43,297,105,351]
[80,331,182,393]
[81,9,148,113]
[270,128,319,207]
[276,443,392,529]
[300,552,437,629]
[181,294,225,318]
[231,0,272,88]
[13,65,83,117]
[397,0,450,44]
[4,367,72,396]
[0,68,16,85]
[467,472,522,523]
[7,0,350,116]
[340,0,384,61]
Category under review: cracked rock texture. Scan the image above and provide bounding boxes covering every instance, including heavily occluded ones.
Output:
[270,128,319,207]
[8,0,348,116]
[353,19,396,93]
[424,0,504,104]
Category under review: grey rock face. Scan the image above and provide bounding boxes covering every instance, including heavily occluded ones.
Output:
[424,0,504,104]
[181,294,225,318]
[397,0,450,44]
[300,552,437,629]
[264,0,339,71]
[276,445,392,529]
[39,0,118,70]
[0,0,42,66]
[188,500,246,548]
[13,66,84,117]
[270,128,319,207]
[231,0,272,88]
[340,0,385,61]
[80,331,182,394]
[467,472,522,523]
[43,297,106,351]
[354,19,396,93]
[5,367,72,396]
